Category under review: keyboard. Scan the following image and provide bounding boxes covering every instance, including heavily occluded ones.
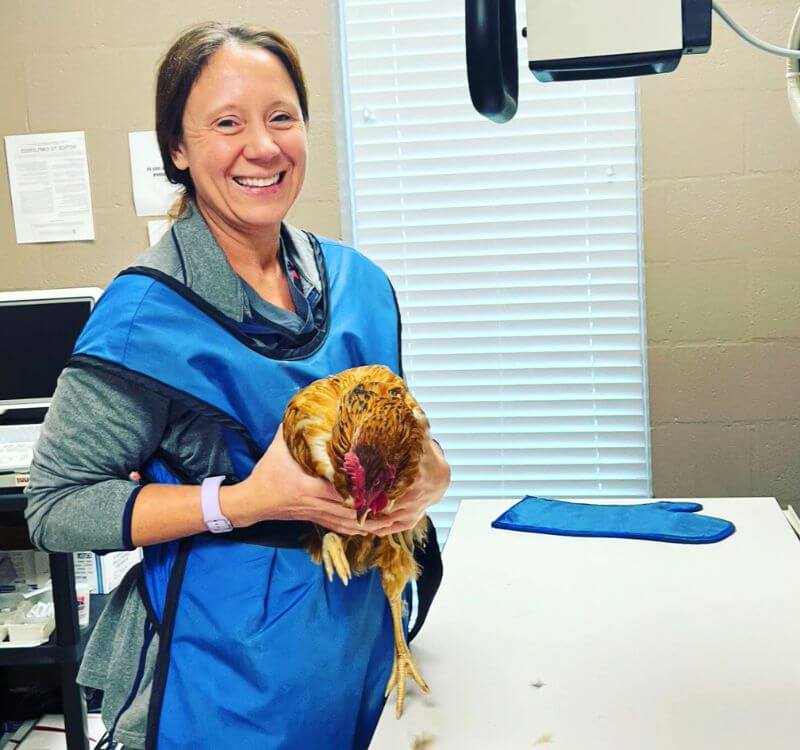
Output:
[0,424,41,472]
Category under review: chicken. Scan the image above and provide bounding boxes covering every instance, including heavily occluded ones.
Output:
[282,364,432,718]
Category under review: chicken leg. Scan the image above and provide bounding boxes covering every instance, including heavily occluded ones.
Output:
[380,541,429,718]
[383,590,429,717]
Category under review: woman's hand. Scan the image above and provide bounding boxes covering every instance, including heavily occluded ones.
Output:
[374,437,451,536]
[222,423,388,536]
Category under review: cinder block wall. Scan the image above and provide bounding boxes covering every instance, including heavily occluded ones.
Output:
[641,0,800,506]
[0,0,341,291]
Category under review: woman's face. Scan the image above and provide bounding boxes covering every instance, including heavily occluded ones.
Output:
[171,44,307,237]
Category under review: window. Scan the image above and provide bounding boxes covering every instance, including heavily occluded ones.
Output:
[337,0,651,544]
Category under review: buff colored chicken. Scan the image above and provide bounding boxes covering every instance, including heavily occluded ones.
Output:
[282,364,432,718]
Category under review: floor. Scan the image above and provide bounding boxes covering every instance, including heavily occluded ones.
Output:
[1,714,108,749]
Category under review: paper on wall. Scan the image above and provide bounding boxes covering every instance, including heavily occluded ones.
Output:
[4,131,95,244]
[147,219,170,247]
[129,130,181,217]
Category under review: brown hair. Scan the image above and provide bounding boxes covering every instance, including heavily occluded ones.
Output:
[155,22,310,221]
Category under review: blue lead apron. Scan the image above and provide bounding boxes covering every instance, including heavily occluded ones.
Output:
[70,231,438,750]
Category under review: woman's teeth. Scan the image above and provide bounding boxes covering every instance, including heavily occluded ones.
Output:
[234,174,283,187]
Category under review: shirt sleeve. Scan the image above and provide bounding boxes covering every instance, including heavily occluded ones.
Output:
[24,364,170,553]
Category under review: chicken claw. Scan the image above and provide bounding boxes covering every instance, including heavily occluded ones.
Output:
[384,595,429,717]
[321,532,351,586]
[385,640,429,718]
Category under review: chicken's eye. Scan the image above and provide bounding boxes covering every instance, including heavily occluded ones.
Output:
[389,388,403,398]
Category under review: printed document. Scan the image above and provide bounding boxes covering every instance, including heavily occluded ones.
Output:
[4,131,95,244]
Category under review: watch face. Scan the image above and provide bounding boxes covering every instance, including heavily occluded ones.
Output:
[209,518,233,533]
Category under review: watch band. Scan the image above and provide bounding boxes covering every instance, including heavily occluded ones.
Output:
[201,475,233,533]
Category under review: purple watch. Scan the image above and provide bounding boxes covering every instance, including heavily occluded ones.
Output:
[201,475,233,533]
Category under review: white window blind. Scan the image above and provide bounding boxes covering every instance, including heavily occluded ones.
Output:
[337,0,651,544]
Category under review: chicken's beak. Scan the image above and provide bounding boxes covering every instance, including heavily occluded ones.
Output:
[356,508,371,527]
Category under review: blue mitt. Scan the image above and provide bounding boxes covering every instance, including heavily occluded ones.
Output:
[492,496,735,544]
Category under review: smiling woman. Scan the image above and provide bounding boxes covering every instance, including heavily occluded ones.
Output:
[24,19,448,750]
[157,25,309,215]
[166,49,305,240]
[155,26,311,308]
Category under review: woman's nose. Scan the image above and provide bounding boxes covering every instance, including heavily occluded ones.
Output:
[242,126,281,161]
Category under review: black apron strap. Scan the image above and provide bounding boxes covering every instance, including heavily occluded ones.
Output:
[409,515,443,642]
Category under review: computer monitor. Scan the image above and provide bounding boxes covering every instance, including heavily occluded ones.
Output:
[0,287,102,411]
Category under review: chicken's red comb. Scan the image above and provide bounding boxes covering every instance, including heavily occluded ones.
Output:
[344,450,366,509]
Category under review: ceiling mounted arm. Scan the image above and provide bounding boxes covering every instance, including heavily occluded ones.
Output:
[465,0,519,123]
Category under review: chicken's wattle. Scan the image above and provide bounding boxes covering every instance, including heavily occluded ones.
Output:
[344,450,396,514]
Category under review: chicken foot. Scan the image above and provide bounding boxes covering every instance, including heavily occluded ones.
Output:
[321,532,351,585]
[382,575,429,717]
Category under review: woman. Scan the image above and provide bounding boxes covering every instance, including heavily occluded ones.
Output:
[25,22,450,750]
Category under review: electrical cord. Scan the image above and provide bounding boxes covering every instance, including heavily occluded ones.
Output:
[712,2,800,126]
[712,1,800,58]
[785,6,800,125]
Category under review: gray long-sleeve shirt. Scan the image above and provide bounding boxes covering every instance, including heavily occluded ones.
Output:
[24,200,326,748]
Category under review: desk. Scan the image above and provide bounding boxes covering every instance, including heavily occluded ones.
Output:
[371,497,800,749]
[0,491,96,750]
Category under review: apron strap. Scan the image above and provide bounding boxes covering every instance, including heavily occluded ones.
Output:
[409,515,443,642]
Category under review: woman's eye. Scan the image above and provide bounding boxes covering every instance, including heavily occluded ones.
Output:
[217,119,238,128]
[272,114,292,123]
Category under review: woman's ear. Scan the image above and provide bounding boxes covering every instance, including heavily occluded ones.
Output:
[172,141,189,171]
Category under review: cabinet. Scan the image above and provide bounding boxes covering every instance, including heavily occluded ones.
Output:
[1,490,106,750]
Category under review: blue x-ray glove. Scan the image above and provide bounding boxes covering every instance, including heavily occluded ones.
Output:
[492,497,735,543]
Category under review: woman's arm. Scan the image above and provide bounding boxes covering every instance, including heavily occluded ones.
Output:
[130,425,390,546]
[27,367,389,552]
[25,365,171,553]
